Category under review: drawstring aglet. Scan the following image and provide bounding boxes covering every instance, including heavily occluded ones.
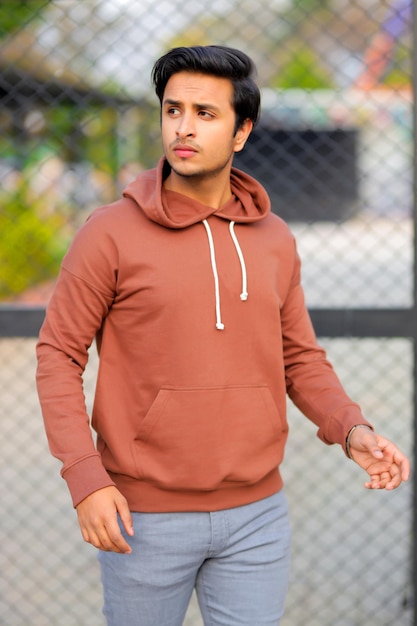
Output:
[230,222,248,304]
[216,322,225,330]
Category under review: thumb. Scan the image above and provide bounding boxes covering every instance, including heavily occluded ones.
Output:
[364,435,384,460]
[352,428,384,460]
[371,447,384,460]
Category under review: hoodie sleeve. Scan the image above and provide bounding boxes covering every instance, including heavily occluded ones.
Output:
[36,212,118,507]
[281,240,373,452]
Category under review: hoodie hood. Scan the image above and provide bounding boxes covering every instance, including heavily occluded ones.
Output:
[123,156,271,331]
[123,156,270,229]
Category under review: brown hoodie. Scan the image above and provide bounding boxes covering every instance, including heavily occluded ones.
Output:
[36,157,370,512]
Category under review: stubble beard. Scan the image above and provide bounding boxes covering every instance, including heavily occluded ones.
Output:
[168,150,235,184]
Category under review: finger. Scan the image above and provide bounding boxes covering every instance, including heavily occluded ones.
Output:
[364,475,385,489]
[377,437,410,480]
[402,464,411,481]
[89,524,131,553]
[381,446,410,486]
[103,517,132,554]
[364,468,391,489]
[80,525,106,550]
[384,466,404,490]
[80,525,92,545]
[117,499,134,538]
[398,456,411,482]
[79,515,132,553]
[365,466,403,490]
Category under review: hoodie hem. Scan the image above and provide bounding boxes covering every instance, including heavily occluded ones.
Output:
[109,470,283,513]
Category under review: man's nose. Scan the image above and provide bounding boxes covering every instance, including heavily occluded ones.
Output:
[176,114,195,138]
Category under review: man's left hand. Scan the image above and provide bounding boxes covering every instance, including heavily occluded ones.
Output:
[348,428,410,490]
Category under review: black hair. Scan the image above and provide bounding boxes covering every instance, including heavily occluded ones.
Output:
[151,45,260,132]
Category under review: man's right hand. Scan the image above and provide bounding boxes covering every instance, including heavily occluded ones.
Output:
[76,486,134,554]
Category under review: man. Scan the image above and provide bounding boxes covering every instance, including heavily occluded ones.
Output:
[36,45,410,626]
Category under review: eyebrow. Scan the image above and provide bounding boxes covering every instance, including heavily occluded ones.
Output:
[163,98,221,112]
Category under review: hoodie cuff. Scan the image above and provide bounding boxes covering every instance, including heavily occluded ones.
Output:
[62,454,116,508]
[317,404,374,455]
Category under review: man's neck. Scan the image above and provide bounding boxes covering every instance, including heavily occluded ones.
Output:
[163,171,233,210]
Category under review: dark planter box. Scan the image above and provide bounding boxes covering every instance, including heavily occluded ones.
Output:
[234,126,359,222]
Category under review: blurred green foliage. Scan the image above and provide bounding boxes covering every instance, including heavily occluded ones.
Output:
[0,0,409,302]
[0,101,121,299]
[0,171,72,300]
[0,0,52,39]
[272,46,334,89]
[384,44,412,88]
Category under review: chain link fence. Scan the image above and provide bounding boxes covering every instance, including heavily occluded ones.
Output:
[0,1,414,624]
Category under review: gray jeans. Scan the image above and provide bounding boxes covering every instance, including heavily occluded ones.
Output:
[98,490,291,626]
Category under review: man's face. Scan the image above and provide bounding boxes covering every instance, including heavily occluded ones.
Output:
[161,71,251,185]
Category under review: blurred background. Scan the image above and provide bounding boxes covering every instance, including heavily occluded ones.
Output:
[0,1,414,624]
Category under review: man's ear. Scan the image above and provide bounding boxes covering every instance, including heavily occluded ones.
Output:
[233,118,253,153]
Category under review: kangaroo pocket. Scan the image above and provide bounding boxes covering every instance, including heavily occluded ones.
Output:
[131,385,285,491]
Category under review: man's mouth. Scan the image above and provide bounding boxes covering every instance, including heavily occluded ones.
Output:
[173,145,197,158]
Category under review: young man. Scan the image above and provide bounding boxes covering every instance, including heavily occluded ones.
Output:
[36,45,410,626]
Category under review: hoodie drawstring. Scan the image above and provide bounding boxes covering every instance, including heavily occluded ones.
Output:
[203,220,224,330]
[229,221,248,301]
[202,219,248,331]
